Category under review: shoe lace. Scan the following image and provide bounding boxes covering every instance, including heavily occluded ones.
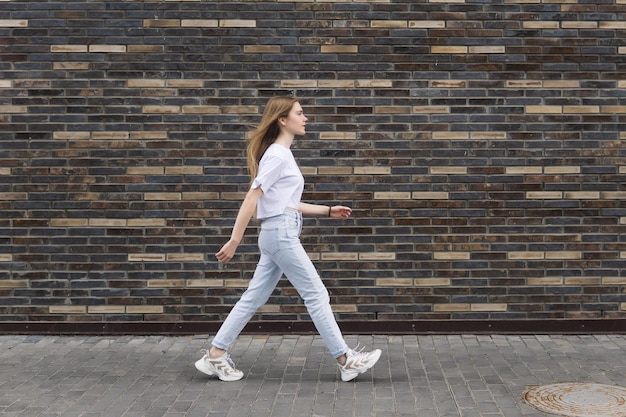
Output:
[200,349,237,369]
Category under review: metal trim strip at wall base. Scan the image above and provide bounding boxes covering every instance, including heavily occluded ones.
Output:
[0,319,624,335]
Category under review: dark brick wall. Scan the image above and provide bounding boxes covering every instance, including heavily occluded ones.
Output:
[1,0,625,329]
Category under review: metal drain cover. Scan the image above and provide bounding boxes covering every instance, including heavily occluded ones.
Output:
[523,383,626,417]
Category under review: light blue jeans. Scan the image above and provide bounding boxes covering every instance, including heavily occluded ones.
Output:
[212,210,349,358]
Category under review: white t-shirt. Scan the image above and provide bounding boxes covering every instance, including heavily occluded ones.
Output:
[251,143,304,219]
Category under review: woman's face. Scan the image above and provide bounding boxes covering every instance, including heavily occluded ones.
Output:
[280,102,308,136]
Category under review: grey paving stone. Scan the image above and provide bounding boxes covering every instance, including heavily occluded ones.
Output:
[1,335,626,416]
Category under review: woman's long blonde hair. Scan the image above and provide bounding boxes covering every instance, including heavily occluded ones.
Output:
[246,96,299,182]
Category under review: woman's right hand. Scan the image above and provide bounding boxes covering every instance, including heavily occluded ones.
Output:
[215,239,239,264]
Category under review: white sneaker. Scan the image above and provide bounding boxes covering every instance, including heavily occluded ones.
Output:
[338,346,382,382]
[194,350,244,382]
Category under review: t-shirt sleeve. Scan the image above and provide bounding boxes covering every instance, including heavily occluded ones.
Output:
[251,152,283,192]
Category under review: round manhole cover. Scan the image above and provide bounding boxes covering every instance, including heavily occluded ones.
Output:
[523,383,626,417]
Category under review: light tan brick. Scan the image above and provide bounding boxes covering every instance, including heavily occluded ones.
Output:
[359,252,395,260]
[89,219,127,227]
[89,45,126,53]
[564,277,600,285]
[509,252,544,260]
[412,192,449,200]
[54,62,90,70]
[602,106,626,113]
[526,191,562,199]
[431,167,467,174]
[0,168,10,175]
[354,167,391,175]
[143,19,180,27]
[54,131,91,140]
[543,80,579,88]
[187,279,224,287]
[374,192,411,200]
[321,45,358,53]
[506,166,542,174]
[506,80,543,88]
[127,167,164,175]
[434,252,470,260]
[564,191,599,199]
[431,46,467,54]
[167,254,204,261]
[128,254,166,262]
[142,105,180,114]
[127,45,164,53]
[128,219,166,227]
[603,277,626,285]
[321,253,359,261]
[181,19,218,27]
[318,80,355,88]
[126,306,163,314]
[432,132,469,139]
[469,46,505,54]
[528,277,563,285]
[601,192,626,199]
[0,80,10,88]
[320,132,357,139]
[0,105,27,113]
[50,219,89,227]
[166,166,203,175]
[561,21,597,29]
[128,79,165,88]
[331,305,357,313]
[0,254,13,262]
[130,131,168,140]
[563,106,599,113]
[318,167,352,175]
[0,193,27,200]
[244,45,281,53]
[620,47,626,55]
[222,105,258,114]
[599,22,626,29]
[374,106,411,114]
[376,278,412,286]
[182,192,220,201]
[0,280,28,288]
[0,20,28,27]
[49,306,87,314]
[414,278,450,287]
[434,304,469,312]
[544,166,580,174]
[412,106,449,113]
[471,132,507,140]
[147,279,185,287]
[431,80,466,88]
[51,45,87,53]
[92,132,129,140]
[144,193,181,201]
[182,105,220,114]
[471,303,507,312]
[225,279,249,287]
[526,105,562,113]
[88,306,125,314]
[523,22,559,29]
[355,79,393,88]
[409,21,445,28]
[280,80,317,88]
[219,19,256,28]
[546,251,581,260]
[166,80,203,88]
[371,20,407,28]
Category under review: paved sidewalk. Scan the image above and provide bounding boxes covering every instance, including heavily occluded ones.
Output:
[1,334,625,416]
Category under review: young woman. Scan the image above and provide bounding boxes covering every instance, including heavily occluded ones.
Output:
[194,96,381,382]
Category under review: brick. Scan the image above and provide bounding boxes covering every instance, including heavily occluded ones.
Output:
[3,0,626,326]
